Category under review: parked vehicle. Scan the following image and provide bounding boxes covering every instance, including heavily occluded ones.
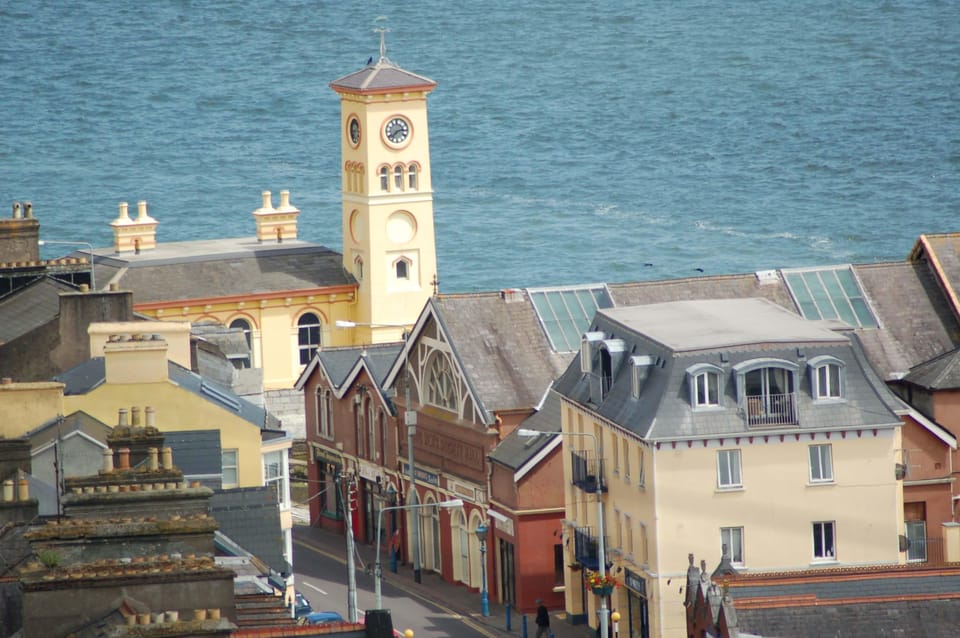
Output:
[304,610,345,625]
[293,591,313,619]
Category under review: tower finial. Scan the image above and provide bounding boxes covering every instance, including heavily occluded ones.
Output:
[373,19,390,63]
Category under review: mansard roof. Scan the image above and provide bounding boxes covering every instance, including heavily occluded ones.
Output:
[553,298,902,441]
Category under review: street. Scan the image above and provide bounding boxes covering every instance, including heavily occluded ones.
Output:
[294,531,497,638]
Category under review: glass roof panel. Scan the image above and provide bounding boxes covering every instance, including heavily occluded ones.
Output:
[528,285,614,352]
[783,266,877,328]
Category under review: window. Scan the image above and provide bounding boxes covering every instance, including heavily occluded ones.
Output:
[316,388,333,438]
[379,166,389,191]
[695,371,720,406]
[366,399,377,461]
[623,441,631,480]
[813,521,836,560]
[809,444,834,483]
[457,511,469,583]
[425,352,457,411]
[783,266,877,328]
[396,259,409,280]
[611,435,620,475]
[809,356,844,400]
[624,514,634,556]
[721,527,744,565]
[354,256,364,281]
[553,544,564,585]
[297,313,322,365]
[394,165,404,190]
[408,164,418,189]
[637,447,645,487]
[229,318,253,369]
[615,509,623,548]
[638,522,648,565]
[736,360,797,426]
[905,520,927,562]
[717,449,742,489]
[264,450,288,508]
[222,449,238,488]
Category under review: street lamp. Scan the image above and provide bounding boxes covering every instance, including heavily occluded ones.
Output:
[336,319,422,584]
[38,239,96,290]
[475,522,490,617]
[518,428,608,638]
[375,498,463,609]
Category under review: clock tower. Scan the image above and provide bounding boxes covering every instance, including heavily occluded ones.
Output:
[330,36,438,345]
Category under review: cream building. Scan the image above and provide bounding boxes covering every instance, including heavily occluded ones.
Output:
[550,298,905,638]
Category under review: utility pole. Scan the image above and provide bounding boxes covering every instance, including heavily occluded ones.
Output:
[343,472,359,622]
[403,330,421,584]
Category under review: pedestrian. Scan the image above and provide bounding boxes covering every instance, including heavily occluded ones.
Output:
[535,598,550,638]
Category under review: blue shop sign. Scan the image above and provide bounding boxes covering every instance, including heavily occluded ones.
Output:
[400,462,440,487]
[624,568,646,596]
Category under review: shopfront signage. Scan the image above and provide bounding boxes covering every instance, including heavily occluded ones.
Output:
[625,568,646,597]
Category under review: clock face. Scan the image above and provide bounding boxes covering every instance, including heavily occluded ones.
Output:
[348,117,360,145]
[384,117,410,144]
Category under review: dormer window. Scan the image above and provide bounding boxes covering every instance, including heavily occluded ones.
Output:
[580,332,605,374]
[686,363,724,408]
[599,339,626,397]
[808,356,845,401]
[630,355,655,399]
[733,358,798,426]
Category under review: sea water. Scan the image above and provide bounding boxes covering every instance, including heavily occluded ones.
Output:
[1,0,957,293]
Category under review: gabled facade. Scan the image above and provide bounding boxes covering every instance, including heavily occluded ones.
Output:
[552,298,906,638]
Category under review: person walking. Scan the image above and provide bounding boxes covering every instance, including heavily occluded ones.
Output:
[535,598,550,638]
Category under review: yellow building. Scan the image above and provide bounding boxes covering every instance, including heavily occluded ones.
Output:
[551,298,905,638]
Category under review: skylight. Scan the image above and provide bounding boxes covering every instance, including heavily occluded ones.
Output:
[528,285,614,352]
[782,266,877,328]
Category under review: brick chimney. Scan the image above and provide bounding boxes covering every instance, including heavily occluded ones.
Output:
[104,333,170,385]
[253,190,299,243]
[0,201,40,264]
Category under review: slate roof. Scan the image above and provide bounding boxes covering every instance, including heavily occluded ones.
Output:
[330,57,436,95]
[609,272,796,311]
[163,429,223,482]
[26,410,111,449]
[315,343,403,389]
[430,292,575,414]
[901,346,960,390]
[553,298,902,441]
[909,232,960,317]
[210,486,290,575]
[728,565,960,638]
[94,239,353,304]
[488,389,563,470]
[0,276,75,344]
[55,359,270,430]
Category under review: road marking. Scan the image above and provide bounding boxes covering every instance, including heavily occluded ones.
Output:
[303,581,327,596]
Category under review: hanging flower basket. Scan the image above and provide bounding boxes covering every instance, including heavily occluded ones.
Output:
[584,570,619,596]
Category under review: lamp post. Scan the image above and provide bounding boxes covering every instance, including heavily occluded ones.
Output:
[475,522,490,617]
[375,498,463,609]
[518,428,608,638]
[38,239,96,290]
[336,319,421,583]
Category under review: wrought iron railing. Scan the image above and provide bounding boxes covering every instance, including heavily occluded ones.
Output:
[744,392,797,426]
[570,448,606,493]
[574,526,604,571]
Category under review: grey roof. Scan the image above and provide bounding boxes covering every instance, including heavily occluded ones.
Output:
[163,430,223,477]
[55,359,270,430]
[902,346,960,390]
[0,276,75,344]
[599,299,847,352]
[26,410,111,448]
[210,486,289,575]
[317,343,402,389]
[95,239,352,304]
[488,390,563,470]
[431,292,574,413]
[330,58,436,94]
[554,298,902,441]
[609,272,797,310]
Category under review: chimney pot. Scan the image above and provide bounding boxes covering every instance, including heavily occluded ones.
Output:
[148,447,159,471]
[118,201,130,219]
[118,448,131,470]
[79,283,89,293]
[102,448,114,473]
[23,201,33,218]
[12,202,21,219]
[136,200,149,220]
[118,408,129,427]
[17,478,28,501]
[260,190,273,210]
[161,446,174,470]
[145,406,156,428]
[280,190,291,208]
[131,406,142,427]
[2,480,13,502]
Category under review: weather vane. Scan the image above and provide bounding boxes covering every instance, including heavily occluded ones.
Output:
[373,17,390,63]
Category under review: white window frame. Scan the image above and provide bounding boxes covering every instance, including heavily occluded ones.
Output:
[812,521,836,561]
[263,450,289,509]
[717,449,742,489]
[222,449,239,488]
[686,363,724,409]
[637,446,645,488]
[379,166,389,191]
[808,356,845,401]
[721,526,744,566]
[316,388,333,439]
[297,312,322,366]
[624,513,634,556]
[808,444,834,483]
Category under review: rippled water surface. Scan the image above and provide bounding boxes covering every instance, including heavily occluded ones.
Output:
[2,1,958,292]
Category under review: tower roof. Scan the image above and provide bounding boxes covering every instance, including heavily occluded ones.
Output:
[330,58,436,95]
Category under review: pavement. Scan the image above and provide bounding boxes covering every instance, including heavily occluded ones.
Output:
[293,514,595,638]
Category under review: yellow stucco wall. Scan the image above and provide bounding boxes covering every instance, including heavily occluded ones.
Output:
[62,383,264,488]
[561,398,905,638]
[0,382,65,437]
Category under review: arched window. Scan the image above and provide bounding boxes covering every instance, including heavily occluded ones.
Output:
[297,313,321,365]
[456,511,469,584]
[425,352,457,411]
[378,410,387,464]
[685,363,725,408]
[379,166,389,191]
[229,317,252,369]
[394,165,404,190]
[354,256,364,281]
[734,359,798,426]
[808,356,845,400]
[396,259,409,280]
[366,397,376,461]
[408,164,418,190]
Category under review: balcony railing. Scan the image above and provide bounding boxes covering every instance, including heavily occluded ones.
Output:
[570,449,606,493]
[574,526,606,571]
[907,536,946,565]
[744,392,798,427]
